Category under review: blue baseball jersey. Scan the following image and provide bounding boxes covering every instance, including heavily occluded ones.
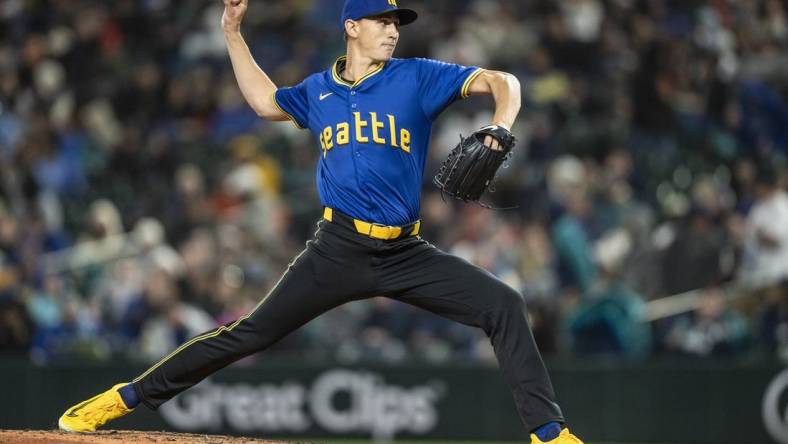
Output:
[274,56,483,226]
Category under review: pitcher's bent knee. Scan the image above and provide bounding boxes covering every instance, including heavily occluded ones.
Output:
[499,286,526,311]
[482,286,527,329]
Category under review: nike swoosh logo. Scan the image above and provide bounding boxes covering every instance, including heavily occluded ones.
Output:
[319,92,333,101]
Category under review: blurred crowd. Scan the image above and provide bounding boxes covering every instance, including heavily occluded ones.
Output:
[1,0,788,366]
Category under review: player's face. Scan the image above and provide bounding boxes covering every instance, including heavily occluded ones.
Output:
[356,13,400,62]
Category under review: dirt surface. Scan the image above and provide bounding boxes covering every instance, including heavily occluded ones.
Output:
[0,430,311,444]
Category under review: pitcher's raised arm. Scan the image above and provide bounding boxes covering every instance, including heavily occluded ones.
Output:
[222,0,288,121]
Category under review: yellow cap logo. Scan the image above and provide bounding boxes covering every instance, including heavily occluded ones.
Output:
[388,0,397,6]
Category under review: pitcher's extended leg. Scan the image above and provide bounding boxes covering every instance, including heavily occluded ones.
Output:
[378,239,564,431]
[132,223,374,409]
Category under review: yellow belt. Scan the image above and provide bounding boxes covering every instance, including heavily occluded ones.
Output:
[323,207,420,240]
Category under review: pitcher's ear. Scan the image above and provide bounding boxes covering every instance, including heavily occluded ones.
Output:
[345,19,360,39]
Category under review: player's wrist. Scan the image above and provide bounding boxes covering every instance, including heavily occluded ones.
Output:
[491,121,512,131]
[223,28,244,42]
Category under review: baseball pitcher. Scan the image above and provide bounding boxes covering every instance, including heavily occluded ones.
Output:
[59,1,583,443]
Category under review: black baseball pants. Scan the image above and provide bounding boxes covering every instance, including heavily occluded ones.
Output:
[132,209,565,431]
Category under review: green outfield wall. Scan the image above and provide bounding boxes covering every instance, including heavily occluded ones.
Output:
[0,357,783,444]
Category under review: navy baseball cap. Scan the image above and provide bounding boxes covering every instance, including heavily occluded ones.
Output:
[340,0,418,29]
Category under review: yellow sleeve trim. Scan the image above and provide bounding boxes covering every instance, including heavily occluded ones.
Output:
[271,91,305,129]
[460,68,486,99]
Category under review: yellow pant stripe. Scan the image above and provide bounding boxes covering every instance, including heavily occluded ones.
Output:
[132,234,315,384]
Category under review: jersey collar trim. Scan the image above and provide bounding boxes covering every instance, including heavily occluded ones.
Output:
[331,55,386,89]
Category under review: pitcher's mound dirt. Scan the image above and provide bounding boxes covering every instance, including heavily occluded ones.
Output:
[0,430,312,444]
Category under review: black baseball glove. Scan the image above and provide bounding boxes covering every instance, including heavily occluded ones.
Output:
[433,124,516,204]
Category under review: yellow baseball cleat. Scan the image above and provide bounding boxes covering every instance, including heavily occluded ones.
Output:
[58,383,134,432]
[531,427,584,444]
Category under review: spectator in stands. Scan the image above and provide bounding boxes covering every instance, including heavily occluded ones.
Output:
[566,229,651,357]
[739,164,788,288]
[548,156,597,295]
[664,286,749,356]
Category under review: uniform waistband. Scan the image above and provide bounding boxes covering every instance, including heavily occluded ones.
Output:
[323,207,420,241]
